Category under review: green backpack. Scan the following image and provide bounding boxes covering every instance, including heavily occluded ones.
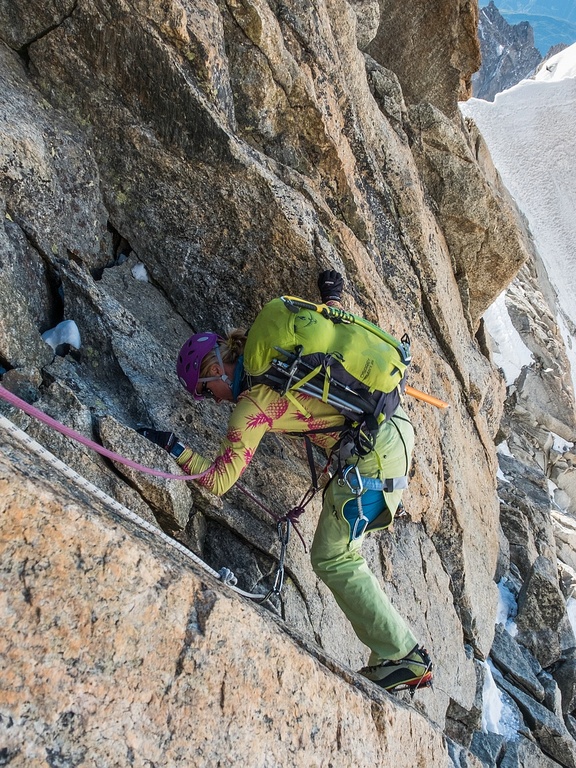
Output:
[243,296,411,454]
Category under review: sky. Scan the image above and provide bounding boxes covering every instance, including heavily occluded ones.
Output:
[460,43,576,395]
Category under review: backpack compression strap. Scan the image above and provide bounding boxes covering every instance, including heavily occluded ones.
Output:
[281,297,449,410]
[280,296,412,367]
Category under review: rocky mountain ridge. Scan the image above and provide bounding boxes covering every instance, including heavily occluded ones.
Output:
[1,1,575,766]
[473,1,542,100]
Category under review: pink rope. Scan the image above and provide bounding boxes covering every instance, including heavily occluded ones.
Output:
[0,385,208,481]
[0,384,312,549]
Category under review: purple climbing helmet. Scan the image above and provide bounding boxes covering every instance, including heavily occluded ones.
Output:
[176,332,222,401]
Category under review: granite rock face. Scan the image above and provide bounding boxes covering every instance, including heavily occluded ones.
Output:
[366,0,481,118]
[0,0,573,764]
[0,435,453,767]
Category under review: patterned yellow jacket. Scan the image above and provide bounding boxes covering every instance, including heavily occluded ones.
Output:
[176,383,414,526]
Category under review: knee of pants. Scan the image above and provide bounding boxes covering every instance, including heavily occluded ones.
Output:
[310,535,360,582]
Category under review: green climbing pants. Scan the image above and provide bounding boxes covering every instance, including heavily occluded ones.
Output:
[309,409,418,664]
[310,489,417,663]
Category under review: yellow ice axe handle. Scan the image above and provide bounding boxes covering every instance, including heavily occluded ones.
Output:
[405,385,448,410]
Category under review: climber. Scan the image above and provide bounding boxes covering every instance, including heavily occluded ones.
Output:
[138,271,433,693]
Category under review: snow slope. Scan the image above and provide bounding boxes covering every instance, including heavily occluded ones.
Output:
[460,43,576,390]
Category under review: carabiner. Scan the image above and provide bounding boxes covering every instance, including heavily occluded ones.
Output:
[351,515,369,540]
[338,464,364,496]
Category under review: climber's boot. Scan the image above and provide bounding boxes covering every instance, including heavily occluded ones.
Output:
[358,645,433,693]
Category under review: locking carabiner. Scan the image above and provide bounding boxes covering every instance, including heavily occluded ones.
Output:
[339,464,364,496]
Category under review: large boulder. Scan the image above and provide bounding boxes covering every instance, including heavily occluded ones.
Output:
[409,106,530,328]
[366,0,481,117]
[515,556,575,668]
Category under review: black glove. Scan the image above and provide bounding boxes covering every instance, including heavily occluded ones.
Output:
[317,269,344,304]
[136,427,177,453]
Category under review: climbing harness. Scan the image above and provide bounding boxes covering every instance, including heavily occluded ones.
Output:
[339,463,408,494]
[332,408,411,542]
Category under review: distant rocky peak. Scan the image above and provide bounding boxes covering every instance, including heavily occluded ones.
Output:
[473,1,542,100]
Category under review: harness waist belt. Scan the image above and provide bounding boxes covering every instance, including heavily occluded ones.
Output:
[346,472,408,493]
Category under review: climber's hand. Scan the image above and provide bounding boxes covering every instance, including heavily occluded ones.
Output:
[317,269,344,304]
[136,427,177,452]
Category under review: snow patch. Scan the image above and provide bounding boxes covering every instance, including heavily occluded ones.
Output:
[551,431,574,454]
[481,661,521,738]
[42,320,81,351]
[131,262,149,282]
[483,292,533,385]
[497,579,519,637]
[497,440,514,457]
[481,661,503,733]
[557,312,576,397]
[567,596,576,637]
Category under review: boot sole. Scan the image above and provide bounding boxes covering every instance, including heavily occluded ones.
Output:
[379,670,433,692]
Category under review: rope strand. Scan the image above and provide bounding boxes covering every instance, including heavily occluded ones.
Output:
[0,413,283,602]
[0,384,308,602]
[0,385,311,594]
[0,385,209,481]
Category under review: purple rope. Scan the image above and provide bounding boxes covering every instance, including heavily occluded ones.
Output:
[220,466,317,551]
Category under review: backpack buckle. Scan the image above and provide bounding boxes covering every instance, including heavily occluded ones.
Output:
[271,346,304,395]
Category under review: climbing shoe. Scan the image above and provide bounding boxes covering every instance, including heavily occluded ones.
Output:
[358,645,433,693]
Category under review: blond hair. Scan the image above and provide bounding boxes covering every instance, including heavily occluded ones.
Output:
[199,329,247,378]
